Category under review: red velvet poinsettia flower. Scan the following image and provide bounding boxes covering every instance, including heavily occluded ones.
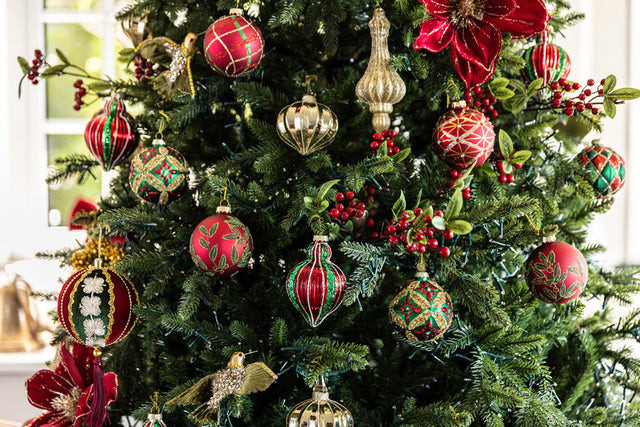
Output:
[413,0,548,87]
[24,341,118,427]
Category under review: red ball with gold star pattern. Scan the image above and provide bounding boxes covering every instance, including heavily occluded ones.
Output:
[433,101,495,169]
[388,269,454,342]
[526,241,588,304]
[203,8,264,78]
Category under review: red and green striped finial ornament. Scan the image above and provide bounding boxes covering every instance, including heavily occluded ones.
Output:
[389,267,454,342]
[84,94,138,171]
[143,393,167,427]
[576,142,626,199]
[286,235,347,327]
[522,31,571,86]
[203,8,265,78]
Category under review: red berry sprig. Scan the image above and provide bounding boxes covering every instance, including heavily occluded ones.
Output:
[369,129,401,155]
[378,208,453,258]
[464,86,498,119]
[449,169,472,199]
[133,54,155,82]
[26,49,44,85]
[329,186,375,222]
[72,79,87,111]
[547,78,602,117]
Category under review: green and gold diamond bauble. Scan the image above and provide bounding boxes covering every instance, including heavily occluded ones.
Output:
[389,269,454,342]
[130,138,189,205]
[576,143,626,199]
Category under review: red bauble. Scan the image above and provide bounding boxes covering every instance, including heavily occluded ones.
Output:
[522,32,571,85]
[433,101,495,169]
[286,236,346,327]
[84,95,138,171]
[58,265,139,348]
[526,241,588,304]
[189,206,254,276]
[203,8,264,78]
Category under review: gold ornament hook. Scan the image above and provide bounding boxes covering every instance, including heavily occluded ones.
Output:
[150,391,161,414]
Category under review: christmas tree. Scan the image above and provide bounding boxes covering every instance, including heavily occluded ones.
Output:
[18,0,640,425]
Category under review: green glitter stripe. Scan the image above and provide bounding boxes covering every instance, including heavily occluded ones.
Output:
[102,99,118,170]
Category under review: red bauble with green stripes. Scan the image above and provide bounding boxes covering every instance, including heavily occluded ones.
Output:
[58,265,139,348]
[203,8,264,78]
[576,144,626,198]
[84,95,138,171]
[189,206,254,277]
[522,33,571,85]
[433,101,495,170]
[389,272,453,342]
[286,236,346,327]
[526,241,588,304]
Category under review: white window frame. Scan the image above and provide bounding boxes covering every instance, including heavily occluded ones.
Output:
[1,0,122,261]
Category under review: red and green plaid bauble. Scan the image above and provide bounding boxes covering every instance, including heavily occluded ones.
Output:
[203,8,264,78]
[85,95,138,171]
[576,144,626,198]
[526,241,588,304]
[189,205,254,277]
[58,265,139,348]
[522,32,571,85]
[286,236,346,327]
[389,271,453,342]
[433,101,495,170]
[129,139,189,205]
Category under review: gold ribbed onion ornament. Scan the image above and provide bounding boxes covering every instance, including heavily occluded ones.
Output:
[286,376,354,427]
[355,7,406,134]
[276,77,339,156]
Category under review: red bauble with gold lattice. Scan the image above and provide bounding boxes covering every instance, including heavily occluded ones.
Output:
[203,8,264,78]
[526,241,588,304]
[433,101,495,169]
[58,265,139,348]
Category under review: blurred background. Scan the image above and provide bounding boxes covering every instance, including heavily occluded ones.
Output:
[0,0,638,423]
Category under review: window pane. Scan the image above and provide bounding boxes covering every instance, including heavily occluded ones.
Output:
[48,135,102,227]
[45,23,103,118]
[44,0,103,10]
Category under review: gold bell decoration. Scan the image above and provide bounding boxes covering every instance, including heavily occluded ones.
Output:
[0,274,47,352]
[286,376,354,427]
[355,6,406,134]
[276,76,339,155]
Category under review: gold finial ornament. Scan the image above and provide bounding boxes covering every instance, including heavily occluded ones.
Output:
[276,76,339,156]
[286,376,354,427]
[355,7,406,134]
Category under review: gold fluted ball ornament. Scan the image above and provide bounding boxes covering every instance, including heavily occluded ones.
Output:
[355,7,406,134]
[287,376,354,427]
[276,76,339,155]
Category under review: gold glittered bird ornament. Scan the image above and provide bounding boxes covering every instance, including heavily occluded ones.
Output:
[136,33,198,98]
[169,351,277,424]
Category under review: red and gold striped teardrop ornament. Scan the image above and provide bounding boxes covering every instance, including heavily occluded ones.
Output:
[522,33,571,85]
[286,236,347,327]
[84,95,138,171]
[203,8,264,78]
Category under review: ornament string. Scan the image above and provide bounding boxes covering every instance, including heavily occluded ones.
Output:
[525,213,540,235]
[220,185,230,207]
[150,391,161,414]
[156,110,171,139]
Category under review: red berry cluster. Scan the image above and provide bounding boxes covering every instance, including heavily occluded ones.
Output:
[496,161,522,184]
[369,129,401,155]
[26,49,44,85]
[548,78,601,116]
[329,187,375,221]
[377,209,452,258]
[449,170,472,199]
[73,79,87,111]
[464,86,498,118]
[133,55,155,82]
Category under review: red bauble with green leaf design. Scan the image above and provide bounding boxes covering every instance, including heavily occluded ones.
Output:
[576,143,626,199]
[388,271,453,342]
[526,241,588,304]
[189,206,254,277]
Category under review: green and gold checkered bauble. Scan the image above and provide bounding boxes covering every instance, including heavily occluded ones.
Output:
[389,272,454,342]
[576,144,626,199]
[130,139,189,205]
